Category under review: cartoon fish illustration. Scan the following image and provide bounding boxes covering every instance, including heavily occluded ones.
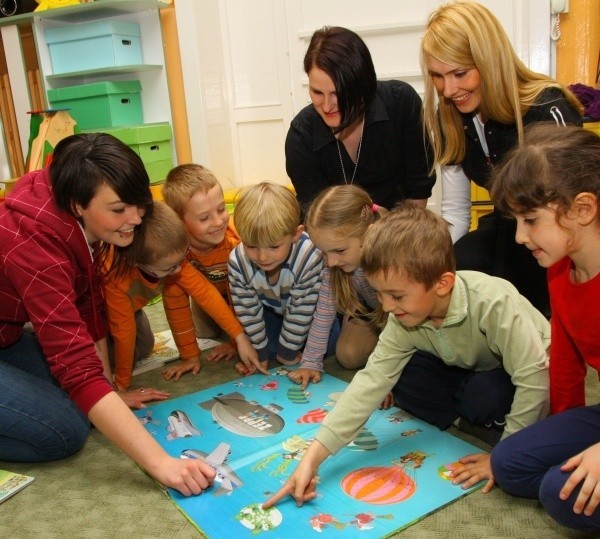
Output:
[199,392,284,437]
[166,410,202,441]
[181,442,243,496]
[309,513,345,532]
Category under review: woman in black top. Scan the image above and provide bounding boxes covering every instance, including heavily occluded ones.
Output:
[286,26,435,214]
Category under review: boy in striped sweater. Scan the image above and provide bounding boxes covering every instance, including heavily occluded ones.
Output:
[228,182,324,374]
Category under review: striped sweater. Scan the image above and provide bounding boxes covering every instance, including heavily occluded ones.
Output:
[300,267,379,371]
[228,232,323,361]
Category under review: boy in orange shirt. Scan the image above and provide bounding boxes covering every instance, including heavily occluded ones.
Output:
[102,202,264,391]
[161,164,242,380]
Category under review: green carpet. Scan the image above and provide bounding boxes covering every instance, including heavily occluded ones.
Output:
[1,303,598,538]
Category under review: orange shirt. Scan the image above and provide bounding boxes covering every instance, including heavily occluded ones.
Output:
[103,259,243,389]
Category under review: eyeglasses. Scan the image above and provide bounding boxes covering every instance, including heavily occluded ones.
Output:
[137,246,190,278]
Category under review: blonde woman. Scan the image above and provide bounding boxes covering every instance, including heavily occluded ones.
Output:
[421,0,582,316]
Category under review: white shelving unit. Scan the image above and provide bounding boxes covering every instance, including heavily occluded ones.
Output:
[1,0,171,164]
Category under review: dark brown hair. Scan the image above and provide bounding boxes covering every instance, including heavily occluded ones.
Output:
[304,26,377,133]
[489,123,600,221]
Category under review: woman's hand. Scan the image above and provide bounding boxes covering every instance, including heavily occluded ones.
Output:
[452,452,495,493]
[149,454,217,496]
[560,441,600,517]
[288,368,321,390]
[163,357,201,382]
[118,386,170,409]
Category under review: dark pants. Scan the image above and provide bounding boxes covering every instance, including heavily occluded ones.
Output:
[492,404,600,532]
[392,350,515,430]
[454,211,550,318]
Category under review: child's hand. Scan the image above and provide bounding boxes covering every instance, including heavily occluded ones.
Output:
[163,357,201,381]
[379,391,394,410]
[206,342,236,362]
[235,359,268,376]
[453,452,495,493]
[288,368,321,390]
[118,386,171,409]
[235,334,269,375]
[559,441,600,517]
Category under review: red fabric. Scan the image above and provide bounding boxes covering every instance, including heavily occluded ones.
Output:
[0,168,111,414]
[548,257,600,413]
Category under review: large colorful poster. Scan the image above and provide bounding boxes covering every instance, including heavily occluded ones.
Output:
[135,368,484,538]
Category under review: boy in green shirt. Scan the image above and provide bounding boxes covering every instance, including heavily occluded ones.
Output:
[264,206,550,508]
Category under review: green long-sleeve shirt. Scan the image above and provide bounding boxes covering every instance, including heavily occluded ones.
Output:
[316,270,550,455]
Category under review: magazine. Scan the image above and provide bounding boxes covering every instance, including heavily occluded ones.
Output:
[0,469,34,503]
[132,329,221,376]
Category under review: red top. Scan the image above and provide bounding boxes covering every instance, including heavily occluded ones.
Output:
[548,256,600,414]
[0,168,111,414]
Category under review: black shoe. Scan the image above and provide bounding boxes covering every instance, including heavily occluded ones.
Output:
[457,418,502,446]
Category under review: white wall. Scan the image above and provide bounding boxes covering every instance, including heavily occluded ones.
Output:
[175,0,552,206]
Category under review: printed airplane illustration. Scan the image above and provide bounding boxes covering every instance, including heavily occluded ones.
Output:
[182,442,243,496]
[166,410,202,440]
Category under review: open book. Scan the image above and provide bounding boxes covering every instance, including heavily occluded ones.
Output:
[0,469,34,503]
[132,329,221,376]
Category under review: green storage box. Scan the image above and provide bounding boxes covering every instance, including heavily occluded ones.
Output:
[83,123,173,185]
[145,158,173,185]
[47,80,143,130]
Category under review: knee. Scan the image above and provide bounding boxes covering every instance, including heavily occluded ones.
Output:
[36,412,90,462]
[490,438,536,497]
[335,335,374,370]
[539,470,600,531]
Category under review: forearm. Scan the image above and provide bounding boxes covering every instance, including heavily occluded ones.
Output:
[441,165,471,243]
[88,392,168,475]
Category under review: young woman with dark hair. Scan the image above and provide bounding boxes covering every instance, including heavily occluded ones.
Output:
[0,133,216,496]
[286,26,435,213]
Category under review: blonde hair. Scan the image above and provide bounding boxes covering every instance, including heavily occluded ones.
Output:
[305,185,384,317]
[234,182,300,246]
[421,1,583,167]
[163,164,220,218]
[361,205,455,290]
[130,201,189,266]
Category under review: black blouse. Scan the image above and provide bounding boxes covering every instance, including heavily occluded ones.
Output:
[286,80,436,213]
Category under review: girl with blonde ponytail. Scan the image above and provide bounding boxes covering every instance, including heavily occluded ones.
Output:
[288,185,386,390]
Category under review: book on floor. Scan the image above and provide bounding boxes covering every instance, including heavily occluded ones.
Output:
[0,470,34,504]
[134,367,485,538]
[132,329,221,376]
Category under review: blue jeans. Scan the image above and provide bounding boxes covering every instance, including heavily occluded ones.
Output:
[0,333,90,462]
[263,308,340,360]
[491,405,600,532]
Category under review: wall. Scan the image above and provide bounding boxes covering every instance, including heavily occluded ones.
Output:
[173,0,553,211]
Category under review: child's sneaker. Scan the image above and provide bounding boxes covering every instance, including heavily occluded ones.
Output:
[457,418,502,446]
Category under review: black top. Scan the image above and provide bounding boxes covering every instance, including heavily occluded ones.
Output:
[286,80,436,213]
[460,87,583,188]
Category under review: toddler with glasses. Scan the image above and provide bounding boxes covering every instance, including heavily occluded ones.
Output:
[101,201,263,392]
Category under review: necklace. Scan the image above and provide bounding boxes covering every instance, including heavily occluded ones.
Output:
[335,119,364,185]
